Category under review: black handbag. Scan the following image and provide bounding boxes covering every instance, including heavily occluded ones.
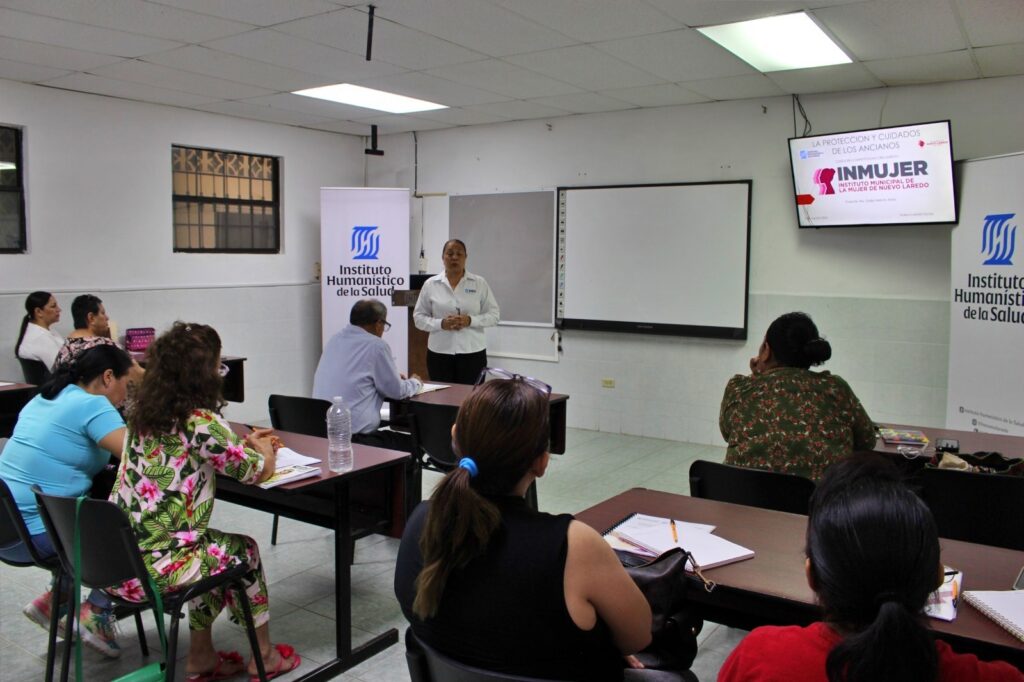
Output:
[621,547,707,672]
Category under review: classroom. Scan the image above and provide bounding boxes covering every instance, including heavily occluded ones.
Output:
[2,2,1024,681]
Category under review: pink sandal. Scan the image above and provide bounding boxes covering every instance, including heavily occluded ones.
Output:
[186,650,245,682]
[250,643,300,681]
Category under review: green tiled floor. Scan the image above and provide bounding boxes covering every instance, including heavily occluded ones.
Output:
[0,429,737,681]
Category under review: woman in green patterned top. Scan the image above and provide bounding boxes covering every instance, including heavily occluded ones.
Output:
[109,322,300,681]
[719,312,875,480]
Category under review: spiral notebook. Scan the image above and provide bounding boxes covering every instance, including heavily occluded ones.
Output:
[603,512,754,571]
[963,590,1024,643]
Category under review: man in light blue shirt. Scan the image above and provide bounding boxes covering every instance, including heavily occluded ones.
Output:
[313,299,422,450]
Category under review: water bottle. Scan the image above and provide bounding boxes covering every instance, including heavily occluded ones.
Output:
[325,396,353,473]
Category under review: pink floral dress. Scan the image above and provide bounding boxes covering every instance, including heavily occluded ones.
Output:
[108,410,270,630]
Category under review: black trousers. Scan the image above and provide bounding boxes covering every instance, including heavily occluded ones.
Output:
[353,428,414,453]
[426,348,487,385]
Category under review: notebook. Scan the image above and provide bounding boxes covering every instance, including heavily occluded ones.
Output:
[963,590,1024,642]
[258,464,320,489]
[924,567,962,622]
[877,428,929,446]
[603,513,754,571]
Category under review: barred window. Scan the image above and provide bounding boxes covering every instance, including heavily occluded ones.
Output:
[172,145,280,253]
[0,125,27,253]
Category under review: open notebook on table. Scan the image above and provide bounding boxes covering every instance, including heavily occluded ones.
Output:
[963,590,1024,642]
[603,512,754,571]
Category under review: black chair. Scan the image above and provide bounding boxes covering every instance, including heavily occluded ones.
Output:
[917,467,1024,550]
[18,357,51,385]
[33,489,268,682]
[267,394,330,545]
[405,627,568,682]
[688,460,816,515]
[0,385,38,439]
[408,403,539,510]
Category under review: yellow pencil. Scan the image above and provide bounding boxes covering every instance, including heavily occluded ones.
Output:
[670,518,678,543]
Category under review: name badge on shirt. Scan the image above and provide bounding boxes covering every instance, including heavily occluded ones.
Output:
[464,288,477,294]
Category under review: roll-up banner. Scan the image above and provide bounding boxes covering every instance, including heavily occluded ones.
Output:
[947,153,1024,434]
[321,187,409,373]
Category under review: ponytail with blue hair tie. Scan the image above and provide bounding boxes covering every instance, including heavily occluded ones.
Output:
[458,457,478,478]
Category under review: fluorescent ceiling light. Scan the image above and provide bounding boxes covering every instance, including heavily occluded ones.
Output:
[292,83,447,114]
[697,12,851,72]
[0,161,15,171]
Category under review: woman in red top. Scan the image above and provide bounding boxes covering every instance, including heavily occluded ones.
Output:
[719,455,1023,682]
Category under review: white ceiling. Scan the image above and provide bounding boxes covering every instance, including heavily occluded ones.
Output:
[0,0,1022,136]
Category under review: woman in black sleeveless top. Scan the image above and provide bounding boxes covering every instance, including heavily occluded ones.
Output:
[395,370,683,681]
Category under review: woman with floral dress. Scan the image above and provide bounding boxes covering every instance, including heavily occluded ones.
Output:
[109,322,299,681]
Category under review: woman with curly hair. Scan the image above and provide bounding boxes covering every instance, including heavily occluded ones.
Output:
[108,322,300,681]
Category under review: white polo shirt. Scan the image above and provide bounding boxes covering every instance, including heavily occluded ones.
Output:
[413,271,500,355]
[18,323,65,370]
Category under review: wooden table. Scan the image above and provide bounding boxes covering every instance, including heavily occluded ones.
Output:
[221,425,412,680]
[401,383,570,454]
[0,381,38,438]
[874,423,1024,460]
[576,488,1024,668]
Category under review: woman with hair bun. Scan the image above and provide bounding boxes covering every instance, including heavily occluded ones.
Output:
[718,455,1023,682]
[719,312,875,480]
[395,370,688,681]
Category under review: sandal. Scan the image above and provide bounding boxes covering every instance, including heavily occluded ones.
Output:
[250,643,301,681]
[186,650,245,682]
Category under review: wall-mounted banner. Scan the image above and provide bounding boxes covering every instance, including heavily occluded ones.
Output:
[947,153,1024,434]
[321,187,410,372]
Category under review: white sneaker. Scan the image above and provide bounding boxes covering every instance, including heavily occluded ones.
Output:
[78,604,122,658]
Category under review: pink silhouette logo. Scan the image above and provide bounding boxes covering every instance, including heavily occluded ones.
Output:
[814,168,836,195]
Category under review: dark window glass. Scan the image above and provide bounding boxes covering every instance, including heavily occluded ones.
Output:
[0,126,27,253]
[171,145,280,253]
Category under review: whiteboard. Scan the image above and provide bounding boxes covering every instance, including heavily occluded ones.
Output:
[558,182,750,339]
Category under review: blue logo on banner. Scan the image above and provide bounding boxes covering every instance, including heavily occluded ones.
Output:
[351,225,380,260]
[981,213,1017,266]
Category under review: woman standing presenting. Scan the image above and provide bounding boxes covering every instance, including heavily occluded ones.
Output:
[414,239,500,384]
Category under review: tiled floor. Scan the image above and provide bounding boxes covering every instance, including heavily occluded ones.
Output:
[0,429,742,681]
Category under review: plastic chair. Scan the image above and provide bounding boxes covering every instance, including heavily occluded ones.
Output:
[18,357,51,385]
[918,467,1024,550]
[688,460,816,515]
[405,627,570,682]
[266,394,330,544]
[33,488,268,682]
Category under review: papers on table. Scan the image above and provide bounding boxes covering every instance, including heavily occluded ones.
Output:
[258,464,320,489]
[275,447,321,467]
[604,512,754,571]
[417,383,449,394]
[0,381,15,387]
[925,566,962,621]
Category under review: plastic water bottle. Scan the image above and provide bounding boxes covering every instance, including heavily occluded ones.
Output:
[326,396,353,473]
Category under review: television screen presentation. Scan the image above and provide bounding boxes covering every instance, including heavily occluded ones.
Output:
[789,120,956,228]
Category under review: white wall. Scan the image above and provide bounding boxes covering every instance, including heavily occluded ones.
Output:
[370,75,1024,444]
[0,79,364,421]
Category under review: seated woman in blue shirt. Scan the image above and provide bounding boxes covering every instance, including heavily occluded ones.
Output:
[0,344,132,658]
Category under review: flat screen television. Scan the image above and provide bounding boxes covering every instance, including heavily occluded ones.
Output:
[788,120,956,228]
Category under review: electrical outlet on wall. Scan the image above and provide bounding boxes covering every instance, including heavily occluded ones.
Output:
[601,378,615,389]
[313,261,321,282]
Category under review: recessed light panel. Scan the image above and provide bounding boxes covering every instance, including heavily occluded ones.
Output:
[292,84,447,114]
[698,12,851,72]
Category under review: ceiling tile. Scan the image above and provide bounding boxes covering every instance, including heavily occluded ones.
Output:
[303,119,374,136]
[815,0,966,61]
[492,0,681,42]
[953,0,1024,48]
[598,83,710,107]
[865,50,979,85]
[506,45,666,91]
[974,43,1024,78]
[424,59,581,99]
[528,92,636,114]
[202,28,404,81]
[238,93,373,119]
[370,0,578,57]
[409,107,510,126]
[0,36,125,71]
[353,71,511,107]
[681,74,786,100]
[0,0,252,43]
[352,114,453,134]
[194,99,336,126]
[143,46,324,92]
[0,7,182,57]
[39,72,219,106]
[643,0,806,27]
[90,59,275,99]
[275,8,485,70]
[145,0,340,26]
[0,57,70,82]
[595,29,756,82]
[463,99,572,120]
[767,62,884,94]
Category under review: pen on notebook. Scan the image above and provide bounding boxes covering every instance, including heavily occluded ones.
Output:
[670,519,678,544]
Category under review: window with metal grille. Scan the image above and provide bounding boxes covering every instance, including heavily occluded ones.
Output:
[0,125,27,253]
[172,145,280,253]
